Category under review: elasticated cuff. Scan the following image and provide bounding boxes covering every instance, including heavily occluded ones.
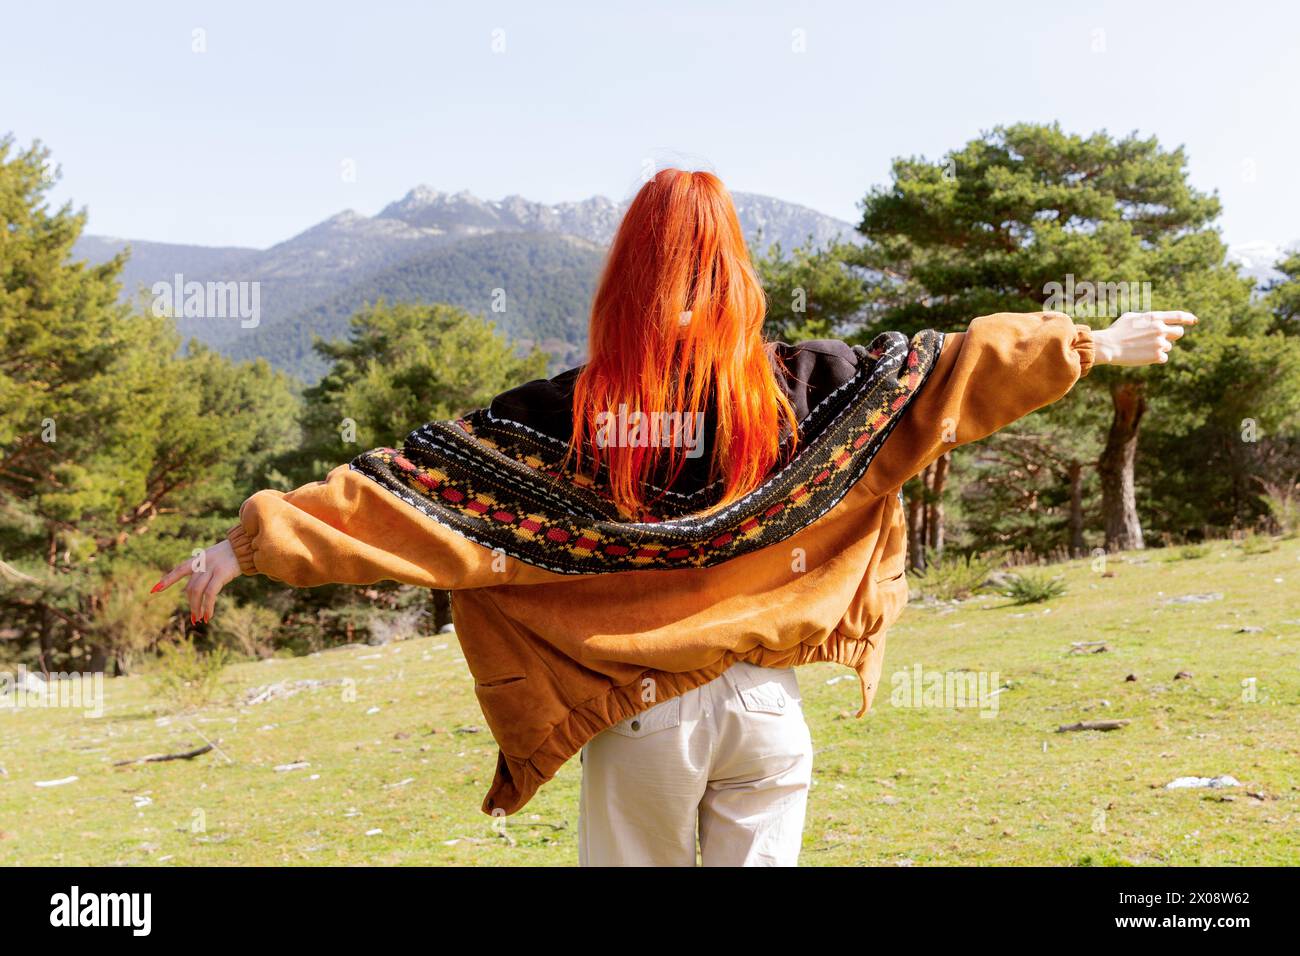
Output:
[1073,324,1096,378]
[226,523,258,576]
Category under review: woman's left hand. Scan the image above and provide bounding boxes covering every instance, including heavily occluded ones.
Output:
[1092,310,1198,367]
[152,539,243,624]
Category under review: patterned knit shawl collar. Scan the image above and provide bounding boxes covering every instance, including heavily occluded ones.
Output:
[350,329,944,575]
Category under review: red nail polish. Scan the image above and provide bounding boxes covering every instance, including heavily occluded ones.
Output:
[150,580,164,593]
[191,613,196,625]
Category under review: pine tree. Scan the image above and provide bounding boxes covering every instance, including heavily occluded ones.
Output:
[853,123,1262,552]
[0,136,300,671]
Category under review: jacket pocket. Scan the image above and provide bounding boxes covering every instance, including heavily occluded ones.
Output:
[877,570,911,628]
[876,494,908,583]
[473,675,549,758]
[875,567,906,585]
[606,696,682,738]
[475,673,526,688]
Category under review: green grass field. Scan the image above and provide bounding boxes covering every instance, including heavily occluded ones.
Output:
[2,537,1297,866]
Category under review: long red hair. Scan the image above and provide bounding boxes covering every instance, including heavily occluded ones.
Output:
[566,168,798,517]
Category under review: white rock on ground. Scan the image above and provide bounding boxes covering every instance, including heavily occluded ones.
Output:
[1164,775,1241,789]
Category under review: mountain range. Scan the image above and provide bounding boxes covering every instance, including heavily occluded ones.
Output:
[73,187,1294,382]
[1227,239,1296,288]
[74,188,859,378]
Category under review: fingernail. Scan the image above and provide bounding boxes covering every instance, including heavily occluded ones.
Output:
[150,580,164,593]
[191,613,196,625]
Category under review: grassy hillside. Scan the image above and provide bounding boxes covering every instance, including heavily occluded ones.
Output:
[2,537,1296,866]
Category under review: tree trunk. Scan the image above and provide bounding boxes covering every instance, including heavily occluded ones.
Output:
[926,452,948,555]
[1068,461,1086,557]
[41,530,60,672]
[918,464,930,556]
[430,589,453,632]
[1098,380,1146,552]
[906,486,925,571]
[38,605,55,675]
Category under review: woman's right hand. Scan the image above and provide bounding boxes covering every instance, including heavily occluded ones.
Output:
[1092,310,1198,367]
[152,539,243,624]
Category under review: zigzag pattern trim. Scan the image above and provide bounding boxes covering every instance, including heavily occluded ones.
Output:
[349,329,944,574]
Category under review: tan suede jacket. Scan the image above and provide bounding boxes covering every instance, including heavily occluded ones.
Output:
[227,311,1095,814]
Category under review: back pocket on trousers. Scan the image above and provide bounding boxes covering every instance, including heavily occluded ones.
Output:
[606,696,682,738]
[732,665,800,715]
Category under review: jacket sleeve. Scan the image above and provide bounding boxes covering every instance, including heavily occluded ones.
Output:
[225,463,553,589]
[864,311,1096,495]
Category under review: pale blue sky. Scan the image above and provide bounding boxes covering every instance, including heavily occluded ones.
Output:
[4,0,1296,249]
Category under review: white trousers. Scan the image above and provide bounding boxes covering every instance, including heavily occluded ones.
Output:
[578,661,813,867]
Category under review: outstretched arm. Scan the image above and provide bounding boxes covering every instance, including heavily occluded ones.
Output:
[865,309,1196,495]
[153,462,551,622]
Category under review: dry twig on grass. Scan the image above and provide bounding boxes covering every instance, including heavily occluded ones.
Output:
[113,743,215,767]
[1057,720,1130,733]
